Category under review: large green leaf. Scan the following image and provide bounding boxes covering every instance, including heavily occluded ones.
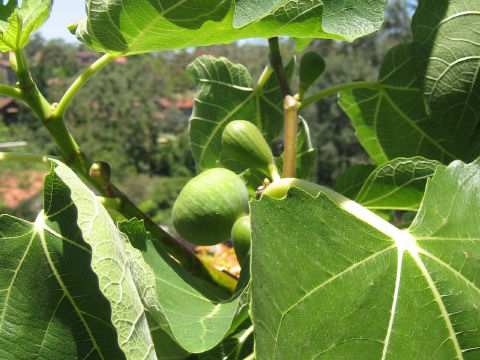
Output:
[188,56,285,171]
[355,157,442,211]
[72,0,387,55]
[339,0,480,164]
[0,0,52,51]
[51,161,159,360]
[233,0,386,36]
[0,170,124,359]
[251,159,480,359]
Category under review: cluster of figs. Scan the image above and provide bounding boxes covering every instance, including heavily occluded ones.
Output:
[172,120,274,264]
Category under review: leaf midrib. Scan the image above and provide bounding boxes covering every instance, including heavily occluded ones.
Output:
[36,212,106,360]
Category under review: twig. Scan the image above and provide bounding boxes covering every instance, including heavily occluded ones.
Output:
[0,152,53,164]
[300,81,381,109]
[268,37,291,97]
[0,84,23,100]
[54,53,118,117]
[283,95,300,178]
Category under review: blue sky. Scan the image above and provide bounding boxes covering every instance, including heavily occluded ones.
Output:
[39,1,86,42]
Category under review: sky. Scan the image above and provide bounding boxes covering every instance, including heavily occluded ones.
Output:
[39,1,86,43]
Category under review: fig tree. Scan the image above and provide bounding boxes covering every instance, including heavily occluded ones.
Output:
[172,168,249,245]
[222,120,273,170]
[231,215,251,265]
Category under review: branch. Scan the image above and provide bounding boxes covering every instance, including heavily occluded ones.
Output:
[54,53,118,117]
[13,49,51,119]
[0,151,54,164]
[300,81,381,109]
[283,95,300,178]
[0,84,23,100]
[268,37,291,97]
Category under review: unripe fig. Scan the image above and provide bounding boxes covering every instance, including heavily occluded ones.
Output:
[222,120,273,170]
[172,168,249,245]
[89,161,111,187]
[231,215,251,265]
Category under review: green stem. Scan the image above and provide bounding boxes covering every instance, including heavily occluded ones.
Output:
[234,325,254,360]
[242,353,255,360]
[268,37,291,97]
[283,95,300,178]
[256,65,273,88]
[268,163,281,182]
[0,84,23,100]
[54,53,117,117]
[300,81,380,109]
[45,115,91,174]
[13,49,51,119]
[0,152,53,164]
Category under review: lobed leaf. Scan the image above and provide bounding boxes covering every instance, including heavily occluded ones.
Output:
[0,0,52,52]
[251,158,480,359]
[72,0,388,55]
[0,169,125,360]
[339,0,480,164]
[355,157,442,211]
[51,161,158,360]
[119,218,250,354]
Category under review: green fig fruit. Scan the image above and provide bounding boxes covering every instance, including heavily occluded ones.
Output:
[172,168,249,245]
[222,120,273,170]
[231,215,251,265]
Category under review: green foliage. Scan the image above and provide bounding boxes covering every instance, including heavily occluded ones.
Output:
[50,161,248,356]
[339,0,480,164]
[251,159,480,358]
[132,176,190,226]
[298,51,325,99]
[355,157,442,211]
[71,0,387,54]
[2,0,480,359]
[0,169,125,359]
[0,0,52,51]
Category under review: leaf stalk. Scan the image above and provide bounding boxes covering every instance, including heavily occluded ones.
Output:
[54,53,118,117]
[268,37,291,97]
[0,151,53,164]
[300,81,380,109]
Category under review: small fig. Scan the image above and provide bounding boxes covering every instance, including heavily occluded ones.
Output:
[231,215,251,265]
[172,168,249,245]
[222,120,273,170]
[89,161,111,187]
